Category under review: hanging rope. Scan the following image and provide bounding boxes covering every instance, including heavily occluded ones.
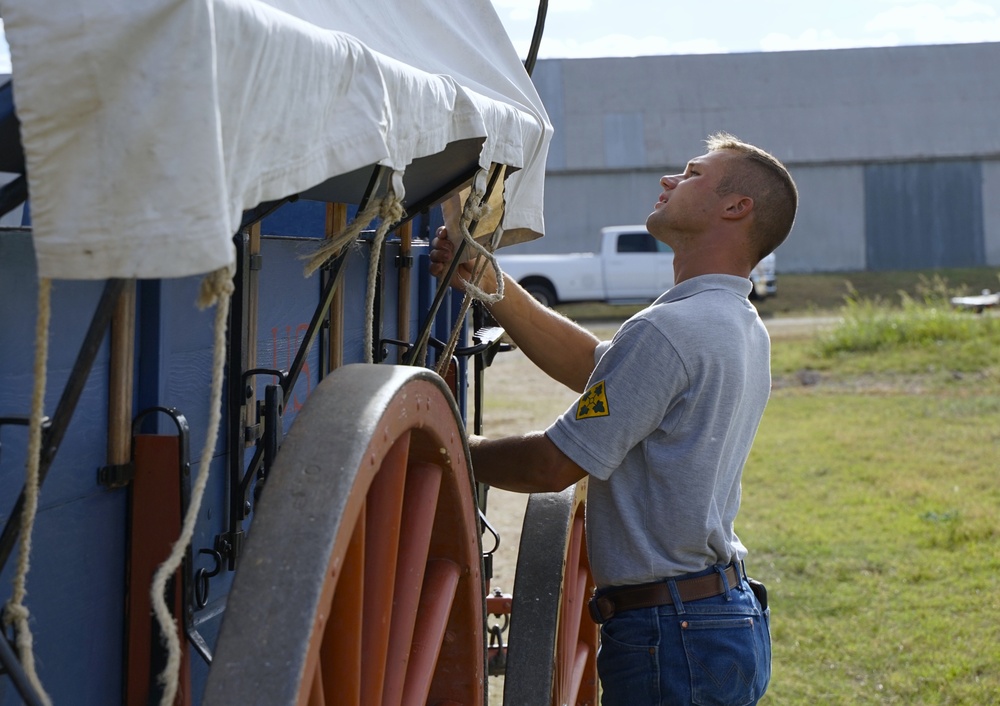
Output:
[302,197,380,278]
[434,174,507,377]
[3,278,54,706]
[363,193,405,363]
[151,264,234,706]
[302,170,390,278]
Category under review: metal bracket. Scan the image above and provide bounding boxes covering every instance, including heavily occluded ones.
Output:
[97,462,135,488]
[486,587,512,677]
[254,383,284,507]
[240,368,287,445]
[214,531,244,568]
[0,415,50,466]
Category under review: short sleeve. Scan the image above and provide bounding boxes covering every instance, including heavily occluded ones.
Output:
[545,318,688,480]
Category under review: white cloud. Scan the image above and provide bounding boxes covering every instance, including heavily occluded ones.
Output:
[521,33,727,59]
[760,29,903,52]
[868,1,1000,43]
[492,0,594,22]
[502,0,1000,59]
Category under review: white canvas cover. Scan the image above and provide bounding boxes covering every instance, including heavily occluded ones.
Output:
[0,0,552,280]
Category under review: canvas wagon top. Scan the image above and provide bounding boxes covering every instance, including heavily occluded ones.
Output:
[0,0,552,279]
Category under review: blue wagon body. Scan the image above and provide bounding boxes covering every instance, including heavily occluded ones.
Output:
[0,1,606,702]
[0,202,472,704]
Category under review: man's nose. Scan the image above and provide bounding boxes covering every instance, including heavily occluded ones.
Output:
[660,174,681,189]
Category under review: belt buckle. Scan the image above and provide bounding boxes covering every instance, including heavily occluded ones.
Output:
[588,594,612,624]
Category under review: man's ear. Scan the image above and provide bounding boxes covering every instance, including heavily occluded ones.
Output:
[721,195,753,221]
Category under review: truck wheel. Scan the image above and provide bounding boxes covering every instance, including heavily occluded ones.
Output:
[522,279,557,307]
[203,364,485,706]
[503,480,598,706]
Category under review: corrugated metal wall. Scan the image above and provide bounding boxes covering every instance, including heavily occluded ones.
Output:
[519,43,1000,272]
[865,161,984,270]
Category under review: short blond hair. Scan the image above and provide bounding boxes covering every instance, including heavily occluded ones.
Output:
[706,132,798,261]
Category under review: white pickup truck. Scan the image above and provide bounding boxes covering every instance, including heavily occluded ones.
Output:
[496,225,777,307]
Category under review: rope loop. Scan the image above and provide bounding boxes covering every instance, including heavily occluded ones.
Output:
[153,267,233,706]
[3,277,54,705]
[451,169,506,307]
[435,173,509,376]
[363,187,406,363]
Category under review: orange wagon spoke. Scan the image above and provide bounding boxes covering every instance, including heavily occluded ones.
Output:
[203,366,484,706]
[382,462,444,706]
[362,433,409,706]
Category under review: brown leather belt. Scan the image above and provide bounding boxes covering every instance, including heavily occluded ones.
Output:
[588,564,740,624]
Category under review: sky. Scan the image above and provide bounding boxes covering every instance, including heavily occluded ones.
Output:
[491,0,1000,59]
[1,0,998,73]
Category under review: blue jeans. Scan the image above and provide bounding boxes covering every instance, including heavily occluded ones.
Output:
[596,565,770,706]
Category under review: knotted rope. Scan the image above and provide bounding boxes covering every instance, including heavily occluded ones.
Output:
[302,195,383,279]
[363,195,405,363]
[151,265,234,706]
[300,169,405,364]
[3,277,54,706]
[435,173,506,377]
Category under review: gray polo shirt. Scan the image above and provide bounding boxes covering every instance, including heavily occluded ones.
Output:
[545,274,771,588]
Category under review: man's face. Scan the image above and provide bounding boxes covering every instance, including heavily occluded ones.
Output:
[645,149,732,241]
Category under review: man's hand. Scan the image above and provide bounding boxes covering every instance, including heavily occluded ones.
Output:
[428,226,499,295]
[428,226,599,393]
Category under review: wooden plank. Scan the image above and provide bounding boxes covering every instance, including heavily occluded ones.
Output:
[108,279,136,466]
[396,221,412,363]
[125,435,191,706]
[326,203,348,372]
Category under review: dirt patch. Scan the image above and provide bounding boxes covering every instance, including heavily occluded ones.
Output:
[479,343,582,591]
[478,341,583,704]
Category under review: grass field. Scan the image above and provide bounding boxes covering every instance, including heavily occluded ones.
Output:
[486,267,1000,705]
[749,271,1000,703]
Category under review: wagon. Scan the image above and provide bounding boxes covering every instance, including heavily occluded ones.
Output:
[0,1,598,704]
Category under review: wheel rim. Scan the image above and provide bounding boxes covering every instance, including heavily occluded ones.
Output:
[204,364,485,706]
[503,481,598,706]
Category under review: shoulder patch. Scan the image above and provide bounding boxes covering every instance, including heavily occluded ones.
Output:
[575,380,610,420]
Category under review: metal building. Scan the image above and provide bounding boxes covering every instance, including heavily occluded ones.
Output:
[512,42,1000,273]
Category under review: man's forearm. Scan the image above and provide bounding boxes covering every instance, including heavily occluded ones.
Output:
[469,432,587,493]
[487,274,599,393]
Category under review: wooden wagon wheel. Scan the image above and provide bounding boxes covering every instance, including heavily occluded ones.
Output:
[502,480,599,706]
[203,364,485,706]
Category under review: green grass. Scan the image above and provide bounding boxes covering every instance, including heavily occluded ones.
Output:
[740,286,1000,704]
[770,274,1000,384]
[544,269,1000,702]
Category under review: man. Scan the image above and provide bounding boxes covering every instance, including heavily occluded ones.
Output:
[430,132,797,705]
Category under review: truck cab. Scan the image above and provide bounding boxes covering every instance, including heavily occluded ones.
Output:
[497,225,777,306]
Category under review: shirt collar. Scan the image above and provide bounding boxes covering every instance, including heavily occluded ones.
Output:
[654,274,754,304]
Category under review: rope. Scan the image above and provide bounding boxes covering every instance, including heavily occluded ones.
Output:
[363,193,405,363]
[152,265,234,706]
[302,170,389,278]
[3,278,54,706]
[434,175,507,377]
